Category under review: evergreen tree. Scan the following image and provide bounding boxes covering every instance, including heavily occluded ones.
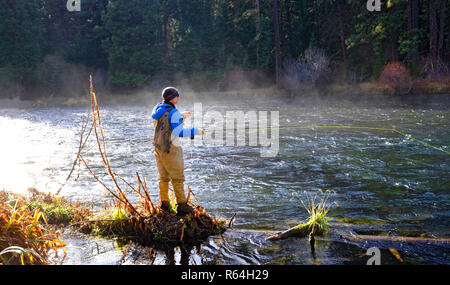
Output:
[66,0,108,69]
[102,0,165,87]
[0,0,44,91]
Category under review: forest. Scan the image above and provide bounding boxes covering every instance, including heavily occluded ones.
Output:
[0,0,449,99]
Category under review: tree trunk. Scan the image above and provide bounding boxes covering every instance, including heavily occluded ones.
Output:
[268,226,450,245]
[438,0,446,60]
[284,0,294,58]
[255,0,261,66]
[447,0,450,62]
[272,0,281,88]
[15,74,24,99]
[336,0,346,62]
[389,6,399,61]
[429,0,439,72]
[407,0,419,67]
[392,29,399,61]
[447,15,450,62]
[162,0,169,59]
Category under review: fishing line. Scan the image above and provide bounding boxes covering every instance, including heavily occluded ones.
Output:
[253,125,450,155]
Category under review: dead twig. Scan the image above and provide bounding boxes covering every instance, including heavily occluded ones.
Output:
[187,186,199,205]
[56,113,94,195]
[228,213,236,229]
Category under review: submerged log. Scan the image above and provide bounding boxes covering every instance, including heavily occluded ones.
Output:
[267,227,307,241]
[268,224,450,247]
[267,222,324,241]
[339,233,450,245]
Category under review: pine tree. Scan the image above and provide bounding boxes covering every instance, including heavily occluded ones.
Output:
[102,0,165,87]
[0,0,44,97]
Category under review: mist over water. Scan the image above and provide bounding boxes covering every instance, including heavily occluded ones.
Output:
[1,94,449,264]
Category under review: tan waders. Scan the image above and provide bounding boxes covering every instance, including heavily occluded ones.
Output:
[154,145,187,204]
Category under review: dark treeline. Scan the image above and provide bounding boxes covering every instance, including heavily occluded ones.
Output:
[0,0,448,99]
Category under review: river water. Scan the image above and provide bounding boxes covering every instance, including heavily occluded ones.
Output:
[0,93,449,264]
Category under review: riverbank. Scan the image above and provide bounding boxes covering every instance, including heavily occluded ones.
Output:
[1,83,449,110]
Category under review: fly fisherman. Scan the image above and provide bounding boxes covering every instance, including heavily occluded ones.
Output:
[152,87,205,215]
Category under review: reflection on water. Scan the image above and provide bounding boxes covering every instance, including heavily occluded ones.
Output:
[0,113,78,193]
[1,95,449,264]
[54,228,448,265]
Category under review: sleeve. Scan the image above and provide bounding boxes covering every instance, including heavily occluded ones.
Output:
[169,109,199,138]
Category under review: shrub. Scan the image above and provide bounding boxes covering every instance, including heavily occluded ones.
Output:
[378,61,411,94]
[280,47,330,92]
[412,77,450,94]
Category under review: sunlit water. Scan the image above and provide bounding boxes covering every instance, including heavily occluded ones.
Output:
[1,94,449,264]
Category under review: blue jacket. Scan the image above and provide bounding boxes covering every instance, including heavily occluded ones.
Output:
[151,102,198,137]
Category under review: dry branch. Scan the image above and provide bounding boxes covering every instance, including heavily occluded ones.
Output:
[56,113,94,195]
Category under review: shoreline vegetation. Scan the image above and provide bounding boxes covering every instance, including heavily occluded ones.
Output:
[0,81,449,110]
[0,188,86,265]
[1,57,449,104]
[1,58,449,109]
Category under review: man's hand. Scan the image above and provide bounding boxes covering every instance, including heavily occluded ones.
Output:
[198,129,206,135]
[182,111,191,119]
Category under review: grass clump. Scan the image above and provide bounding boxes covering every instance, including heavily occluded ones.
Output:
[0,190,67,265]
[296,189,334,236]
[26,187,91,225]
[267,190,335,241]
[83,207,131,237]
[28,200,73,225]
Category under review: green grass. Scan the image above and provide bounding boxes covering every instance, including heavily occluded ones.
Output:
[28,200,74,225]
[294,189,335,236]
[87,207,130,237]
